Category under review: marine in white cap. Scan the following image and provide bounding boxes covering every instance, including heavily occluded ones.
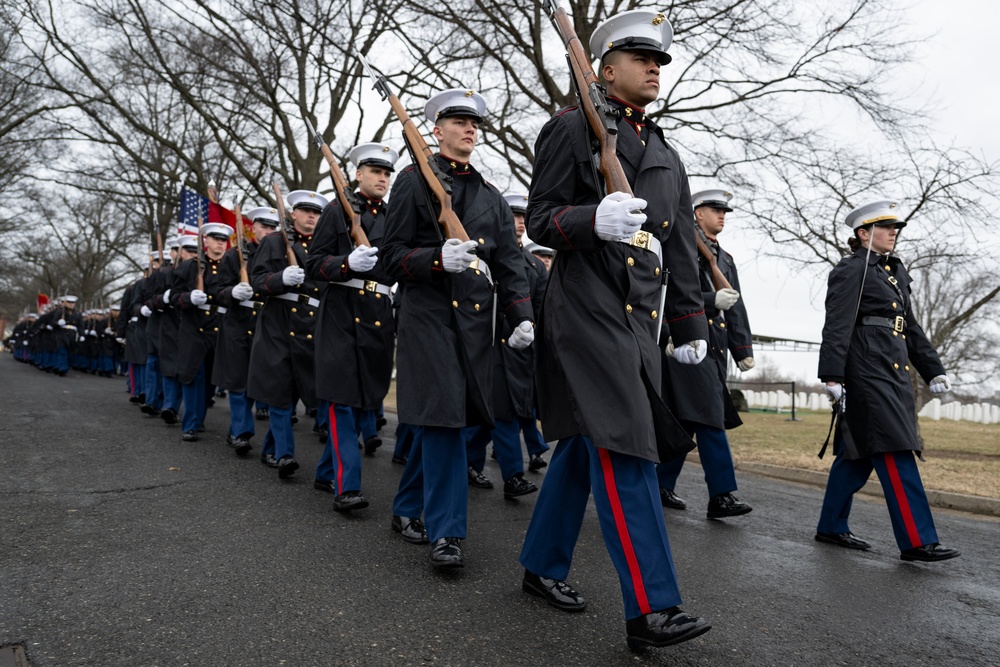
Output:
[380,84,535,565]
[657,186,755,520]
[519,6,713,650]
[815,198,958,563]
[304,141,400,510]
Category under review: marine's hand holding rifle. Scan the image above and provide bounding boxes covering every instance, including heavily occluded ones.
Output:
[594,192,646,241]
[441,238,479,273]
[714,288,740,311]
[347,245,379,273]
[303,116,371,249]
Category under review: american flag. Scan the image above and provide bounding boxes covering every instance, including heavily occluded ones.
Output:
[178,187,209,236]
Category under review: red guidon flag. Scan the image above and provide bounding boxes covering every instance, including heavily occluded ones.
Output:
[37,293,50,313]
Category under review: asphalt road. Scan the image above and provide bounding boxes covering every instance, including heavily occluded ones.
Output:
[2,358,999,666]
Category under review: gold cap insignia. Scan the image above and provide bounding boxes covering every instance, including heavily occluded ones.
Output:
[652,13,665,26]
[382,146,390,152]
[608,41,614,48]
[464,90,475,97]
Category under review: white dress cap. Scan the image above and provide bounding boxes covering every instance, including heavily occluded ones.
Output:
[503,193,529,213]
[246,206,280,226]
[590,9,674,65]
[286,190,330,213]
[62,295,79,303]
[844,199,904,230]
[349,143,400,172]
[166,236,182,249]
[424,88,487,124]
[201,223,235,240]
[692,188,733,212]
[178,235,200,250]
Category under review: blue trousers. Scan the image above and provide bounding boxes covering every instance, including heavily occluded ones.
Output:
[520,415,549,457]
[316,403,362,493]
[520,435,683,621]
[817,448,938,551]
[657,424,738,498]
[162,376,182,412]
[228,391,255,439]
[53,346,69,373]
[392,426,467,542]
[129,363,145,397]
[465,419,525,481]
[143,354,163,410]
[393,423,415,460]
[180,362,206,432]
[266,402,296,461]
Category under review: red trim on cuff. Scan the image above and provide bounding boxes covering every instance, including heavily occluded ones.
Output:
[400,248,421,280]
[668,310,705,323]
[553,206,576,250]
[503,296,531,313]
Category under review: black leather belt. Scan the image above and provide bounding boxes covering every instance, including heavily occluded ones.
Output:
[860,315,905,332]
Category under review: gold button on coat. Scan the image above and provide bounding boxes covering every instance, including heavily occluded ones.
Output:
[375,321,381,327]
[452,301,458,308]
[892,302,897,309]
[290,331,295,336]
[625,304,633,314]
[661,220,669,228]
[474,304,480,311]
[307,334,313,340]
[651,310,657,319]
[627,257,635,266]
[893,362,899,369]
[354,317,360,323]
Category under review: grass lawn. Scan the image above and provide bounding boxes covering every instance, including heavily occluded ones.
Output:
[728,411,1000,499]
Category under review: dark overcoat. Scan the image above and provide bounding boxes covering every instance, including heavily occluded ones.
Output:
[169,257,223,384]
[381,157,533,428]
[818,249,945,459]
[307,197,395,410]
[211,242,260,392]
[526,106,709,463]
[120,281,149,365]
[143,266,172,356]
[246,231,322,409]
[152,267,181,378]
[662,239,751,430]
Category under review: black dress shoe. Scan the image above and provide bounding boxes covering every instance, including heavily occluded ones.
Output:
[314,480,336,494]
[333,491,370,512]
[707,493,752,519]
[900,543,960,562]
[277,456,299,478]
[429,537,464,568]
[626,607,711,651]
[468,466,494,489]
[255,407,269,421]
[363,435,382,456]
[504,474,538,499]
[316,429,329,442]
[660,488,687,511]
[522,570,587,612]
[181,431,200,442]
[392,516,429,544]
[233,438,252,456]
[815,531,872,551]
[140,404,160,416]
[129,395,141,404]
[391,455,407,465]
[528,454,548,471]
[260,453,279,468]
[160,409,178,425]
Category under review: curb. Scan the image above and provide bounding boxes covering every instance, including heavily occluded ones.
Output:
[736,461,1000,518]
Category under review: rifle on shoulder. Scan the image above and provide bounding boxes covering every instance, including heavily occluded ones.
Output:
[195,214,205,291]
[356,48,470,243]
[303,117,371,248]
[234,205,249,283]
[272,182,299,267]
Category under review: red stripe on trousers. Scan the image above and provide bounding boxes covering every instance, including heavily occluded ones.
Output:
[883,452,921,548]
[328,404,343,494]
[129,365,135,394]
[597,448,651,615]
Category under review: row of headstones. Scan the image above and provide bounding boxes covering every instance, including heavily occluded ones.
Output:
[738,390,998,424]
[918,398,1000,424]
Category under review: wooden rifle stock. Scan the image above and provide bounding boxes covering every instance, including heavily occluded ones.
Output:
[546,1,632,197]
[694,228,733,291]
[304,117,371,248]
[272,182,299,267]
[356,49,469,243]
[234,205,249,283]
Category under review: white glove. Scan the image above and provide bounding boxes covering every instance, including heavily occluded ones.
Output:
[140,305,153,318]
[231,282,254,301]
[23,340,28,345]
[105,327,114,335]
[78,336,85,342]
[46,325,53,330]
[929,375,951,394]
[163,289,171,303]
[88,330,98,337]
[737,357,755,372]
[190,290,208,306]
[594,191,647,241]
[824,382,844,403]
[58,318,66,327]
[714,288,740,311]
[347,245,379,273]
[508,321,534,350]
[441,238,479,273]
[282,265,306,286]
[115,337,124,344]
[673,339,708,365]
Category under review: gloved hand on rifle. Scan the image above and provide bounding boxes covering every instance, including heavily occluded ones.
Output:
[508,321,534,350]
[282,265,306,286]
[231,282,254,302]
[140,305,153,318]
[594,191,646,242]
[347,245,379,273]
[714,288,740,311]
[190,290,208,306]
[441,238,479,273]
[824,382,843,404]
[664,337,708,364]
[929,375,951,394]
[737,357,755,372]
[57,318,66,327]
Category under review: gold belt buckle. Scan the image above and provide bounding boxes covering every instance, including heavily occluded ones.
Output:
[630,230,652,250]
[364,280,378,293]
[893,316,904,332]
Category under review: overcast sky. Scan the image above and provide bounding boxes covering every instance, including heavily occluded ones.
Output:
[728,0,999,390]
